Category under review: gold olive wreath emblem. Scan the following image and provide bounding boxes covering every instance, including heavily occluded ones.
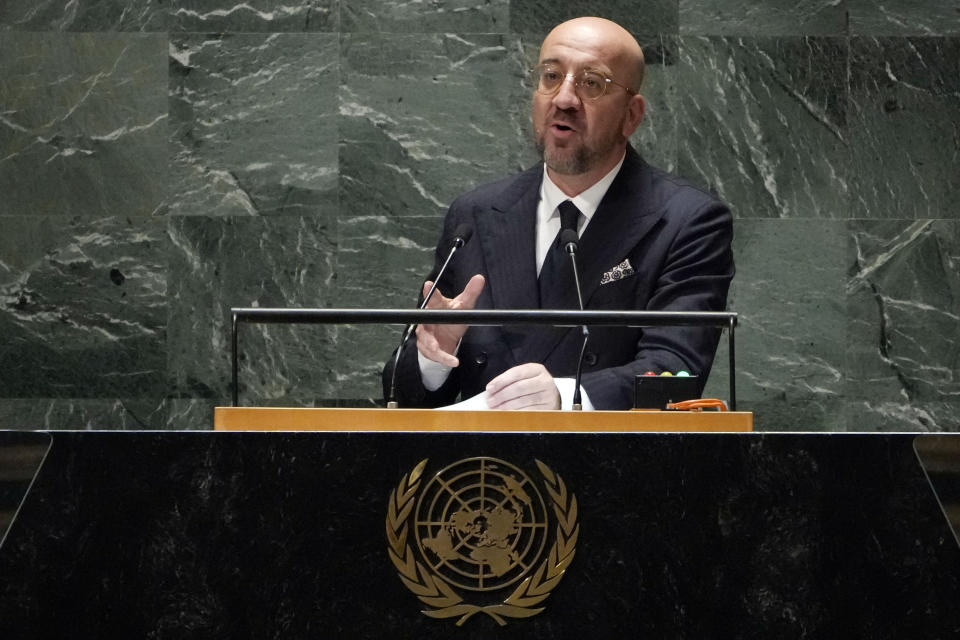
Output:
[385,457,579,626]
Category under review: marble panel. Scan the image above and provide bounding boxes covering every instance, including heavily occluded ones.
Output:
[171,0,338,32]
[509,0,678,37]
[0,398,188,430]
[0,33,168,217]
[0,216,169,399]
[676,36,850,219]
[849,0,960,36]
[679,0,847,36]
[624,36,680,172]
[703,219,847,430]
[167,215,338,407]
[168,33,339,217]
[0,0,167,31]
[845,220,960,431]
[339,32,534,222]
[848,37,960,219]
[341,0,506,32]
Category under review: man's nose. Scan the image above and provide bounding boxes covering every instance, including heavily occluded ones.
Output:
[552,73,581,109]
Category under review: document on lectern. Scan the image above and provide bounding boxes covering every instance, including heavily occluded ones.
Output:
[440,391,490,411]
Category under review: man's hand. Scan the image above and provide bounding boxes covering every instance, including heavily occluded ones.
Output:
[416,274,485,367]
[485,363,561,410]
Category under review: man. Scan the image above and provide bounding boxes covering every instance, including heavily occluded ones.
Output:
[382,17,734,411]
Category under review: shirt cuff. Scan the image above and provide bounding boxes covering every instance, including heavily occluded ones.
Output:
[418,350,454,392]
[553,377,595,411]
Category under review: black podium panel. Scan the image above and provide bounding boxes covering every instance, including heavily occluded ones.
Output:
[1,432,958,639]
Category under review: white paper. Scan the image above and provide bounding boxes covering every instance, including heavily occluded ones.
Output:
[438,391,489,411]
[434,378,594,411]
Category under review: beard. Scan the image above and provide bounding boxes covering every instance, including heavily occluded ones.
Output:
[536,137,595,175]
[534,113,627,176]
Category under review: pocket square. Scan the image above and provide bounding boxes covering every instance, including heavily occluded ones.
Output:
[600,259,635,285]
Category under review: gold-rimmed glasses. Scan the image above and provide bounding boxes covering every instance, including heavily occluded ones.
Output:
[532,64,638,101]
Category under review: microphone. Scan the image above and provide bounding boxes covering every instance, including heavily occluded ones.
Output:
[387,224,473,408]
[560,228,589,411]
[419,225,472,307]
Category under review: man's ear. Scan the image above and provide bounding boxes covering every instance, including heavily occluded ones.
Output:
[622,93,646,138]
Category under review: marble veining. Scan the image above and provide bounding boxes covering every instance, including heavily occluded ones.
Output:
[680,0,847,36]
[341,0,507,32]
[172,0,338,32]
[509,0,678,36]
[0,0,168,31]
[848,37,960,219]
[0,398,205,430]
[845,220,960,430]
[677,36,849,219]
[0,216,168,399]
[339,32,532,217]
[628,35,679,173]
[849,0,960,36]
[168,33,339,218]
[0,33,168,218]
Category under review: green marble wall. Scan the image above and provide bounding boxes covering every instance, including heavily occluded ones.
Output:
[0,1,957,430]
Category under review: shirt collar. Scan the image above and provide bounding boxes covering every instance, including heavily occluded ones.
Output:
[538,151,626,224]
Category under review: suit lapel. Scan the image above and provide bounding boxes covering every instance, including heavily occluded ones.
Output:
[472,166,541,367]
[476,167,541,311]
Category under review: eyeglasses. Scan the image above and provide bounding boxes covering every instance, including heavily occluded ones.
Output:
[532,64,637,101]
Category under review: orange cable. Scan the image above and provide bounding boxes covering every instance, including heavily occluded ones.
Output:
[666,398,728,411]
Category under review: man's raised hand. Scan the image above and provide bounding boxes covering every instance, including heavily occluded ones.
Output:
[415,274,485,367]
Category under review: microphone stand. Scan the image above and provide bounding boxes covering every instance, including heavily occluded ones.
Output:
[387,226,472,408]
[560,229,589,411]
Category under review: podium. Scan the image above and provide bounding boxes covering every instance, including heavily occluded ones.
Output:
[1,428,959,636]
[213,406,754,432]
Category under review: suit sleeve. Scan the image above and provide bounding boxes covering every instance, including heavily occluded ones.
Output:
[579,197,735,410]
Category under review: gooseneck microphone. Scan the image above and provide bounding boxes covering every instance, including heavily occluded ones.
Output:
[560,228,589,411]
[387,224,473,408]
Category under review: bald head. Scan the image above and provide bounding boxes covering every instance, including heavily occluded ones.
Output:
[540,17,645,91]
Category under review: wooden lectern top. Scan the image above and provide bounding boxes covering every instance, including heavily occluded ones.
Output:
[213,407,753,432]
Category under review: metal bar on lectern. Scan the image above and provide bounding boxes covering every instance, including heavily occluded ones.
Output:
[231,312,239,407]
[728,316,737,412]
[231,308,736,327]
[229,308,738,408]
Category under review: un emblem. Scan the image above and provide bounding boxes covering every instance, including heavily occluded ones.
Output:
[386,457,579,626]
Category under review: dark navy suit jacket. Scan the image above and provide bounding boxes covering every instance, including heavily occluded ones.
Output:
[383,147,735,410]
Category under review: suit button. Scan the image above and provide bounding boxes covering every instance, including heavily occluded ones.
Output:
[474,352,488,366]
[584,352,598,366]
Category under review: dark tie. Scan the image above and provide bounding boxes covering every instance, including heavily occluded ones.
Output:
[538,200,581,308]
